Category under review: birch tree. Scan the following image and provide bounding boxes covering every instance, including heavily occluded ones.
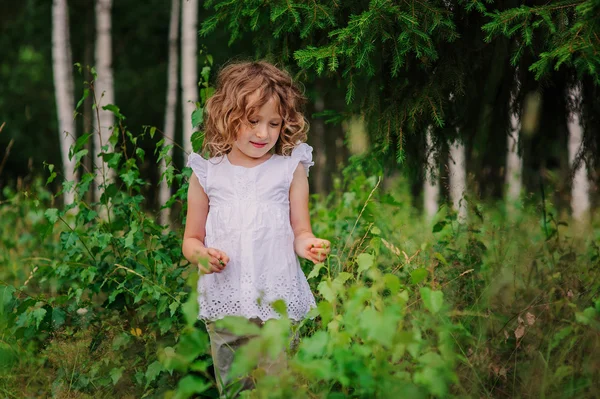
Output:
[52,0,77,205]
[505,93,522,206]
[567,85,590,222]
[159,0,180,225]
[449,138,467,222]
[181,0,198,156]
[93,0,115,202]
[423,126,439,221]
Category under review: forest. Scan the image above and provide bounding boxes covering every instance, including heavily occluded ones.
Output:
[1,0,599,398]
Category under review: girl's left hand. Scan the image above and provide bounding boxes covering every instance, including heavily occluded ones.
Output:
[297,237,331,264]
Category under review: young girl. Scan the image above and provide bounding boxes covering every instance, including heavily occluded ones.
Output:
[182,61,330,396]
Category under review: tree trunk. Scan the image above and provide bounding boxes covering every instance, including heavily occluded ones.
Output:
[449,138,467,222]
[159,0,180,226]
[52,0,77,205]
[83,4,94,203]
[93,0,115,202]
[505,96,522,206]
[312,95,326,195]
[423,126,439,221]
[567,85,590,222]
[181,0,198,156]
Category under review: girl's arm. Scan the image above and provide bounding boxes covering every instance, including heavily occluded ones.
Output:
[290,164,330,264]
[182,174,229,273]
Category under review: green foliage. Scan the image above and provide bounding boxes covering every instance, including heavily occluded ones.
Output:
[482,0,600,83]
[2,68,600,399]
[201,0,600,175]
[0,84,211,397]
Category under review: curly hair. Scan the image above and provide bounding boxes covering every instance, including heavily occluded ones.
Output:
[202,61,309,158]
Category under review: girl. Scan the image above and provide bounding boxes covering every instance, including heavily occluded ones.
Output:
[182,61,330,396]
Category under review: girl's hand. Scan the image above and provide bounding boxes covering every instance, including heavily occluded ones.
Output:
[196,248,230,274]
[296,237,331,264]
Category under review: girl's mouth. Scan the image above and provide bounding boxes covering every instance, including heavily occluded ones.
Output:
[250,142,267,148]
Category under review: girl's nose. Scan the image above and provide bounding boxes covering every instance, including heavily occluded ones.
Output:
[255,126,268,139]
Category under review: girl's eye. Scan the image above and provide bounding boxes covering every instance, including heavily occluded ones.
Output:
[270,123,281,127]
[249,120,258,125]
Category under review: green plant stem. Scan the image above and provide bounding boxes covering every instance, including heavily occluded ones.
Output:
[57,215,95,261]
[111,264,181,303]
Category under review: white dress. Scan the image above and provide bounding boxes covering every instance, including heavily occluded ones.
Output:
[187,143,317,321]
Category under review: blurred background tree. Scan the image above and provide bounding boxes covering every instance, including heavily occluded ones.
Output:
[1,0,598,221]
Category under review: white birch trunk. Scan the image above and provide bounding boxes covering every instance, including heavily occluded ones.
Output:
[159,0,180,226]
[449,138,467,222]
[93,0,115,202]
[423,126,439,221]
[505,105,522,204]
[52,0,77,205]
[567,85,590,222]
[181,0,198,156]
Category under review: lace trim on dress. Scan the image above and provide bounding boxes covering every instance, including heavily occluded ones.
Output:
[186,153,208,191]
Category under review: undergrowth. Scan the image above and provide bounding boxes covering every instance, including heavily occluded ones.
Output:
[1,82,599,398]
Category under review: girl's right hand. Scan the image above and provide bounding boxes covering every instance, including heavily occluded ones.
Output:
[197,248,230,274]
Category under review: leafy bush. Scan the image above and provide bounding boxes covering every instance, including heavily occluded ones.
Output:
[1,95,599,398]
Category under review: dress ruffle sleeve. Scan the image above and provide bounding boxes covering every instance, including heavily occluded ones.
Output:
[187,152,208,191]
[290,143,314,178]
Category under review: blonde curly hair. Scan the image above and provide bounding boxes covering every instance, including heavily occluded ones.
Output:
[202,61,309,158]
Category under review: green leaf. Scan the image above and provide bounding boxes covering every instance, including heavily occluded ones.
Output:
[432,221,446,233]
[434,252,449,266]
[159,317,173,335]
[575,307,597,325]
[102,104,125,120]
[0,286,15,313]
[110,367,124,385]
[411,268,428,285]
[299,330,329,358]
[175,375,211,399]
[356,253,374,273]
[307,262,325,280]
[359,305,402,347]
[31,307,47,329]
[145,360,163,386]
[317,279,335,302]
[420,287,444,314]
[44,208,59,224]
[52,308,66,328]
[215,316,261,336]
[191,108,204,127]
[383,274,401,294]
[120,170,137,189]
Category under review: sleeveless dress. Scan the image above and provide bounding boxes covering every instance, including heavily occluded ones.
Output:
[186,143,317,322]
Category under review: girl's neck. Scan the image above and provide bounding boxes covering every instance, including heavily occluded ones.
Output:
[227,146,274,168]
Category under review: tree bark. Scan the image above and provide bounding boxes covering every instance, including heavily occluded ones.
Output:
[449,138,467,222]
[181,0,198,156]
[423,126,439,221]
[505,94,522,206]
[159,0,180,226]
[93,0,115,202]
[567,84,590,222]
[52,0,77,205]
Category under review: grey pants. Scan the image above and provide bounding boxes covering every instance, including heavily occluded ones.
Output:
[206,318,298,398]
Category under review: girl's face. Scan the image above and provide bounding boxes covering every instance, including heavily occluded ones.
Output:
[232,95,282,160]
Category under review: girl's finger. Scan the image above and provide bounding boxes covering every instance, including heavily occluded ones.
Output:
[209,258,225,271]
[219,251,229,266]
[218,251,230,265]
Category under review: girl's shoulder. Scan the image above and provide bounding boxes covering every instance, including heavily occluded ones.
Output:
[187,153,226,191]
[279,142,315,179]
